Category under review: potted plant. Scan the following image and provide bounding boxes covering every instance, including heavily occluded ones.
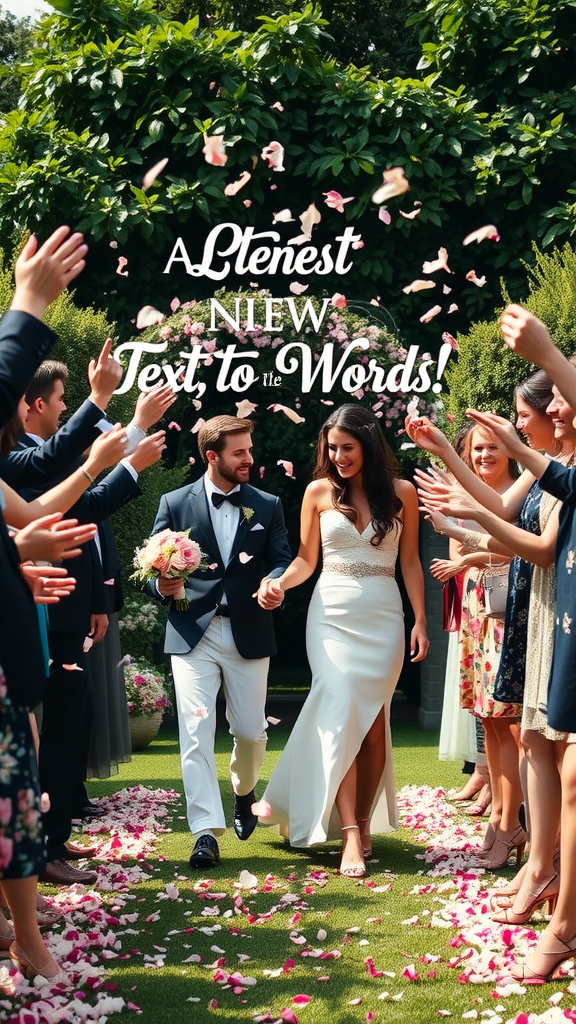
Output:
[124,659,171,751]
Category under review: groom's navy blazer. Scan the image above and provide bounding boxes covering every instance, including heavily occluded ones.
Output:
[149,477,292,659]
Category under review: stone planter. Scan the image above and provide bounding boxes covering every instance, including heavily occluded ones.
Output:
[129,711,163,751]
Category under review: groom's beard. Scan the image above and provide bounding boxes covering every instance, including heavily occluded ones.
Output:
[213,458,252,487]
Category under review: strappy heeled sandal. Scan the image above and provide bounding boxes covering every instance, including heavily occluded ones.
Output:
[0,910,14,953]
[448,766,490,803]
[356,818,372,858]
[497,929,576,985]
[476,826,527,871]
[9,941,71,987]
[339,826,366,878]
[492,872,559,925]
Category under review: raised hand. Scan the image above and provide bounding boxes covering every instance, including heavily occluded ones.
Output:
[85,423,129,476]
[429,557,463,582]
[405,414,450,457]
[127,430,167,472]
[465,408,526,460]
[13,513,97,563]
[132,383,177,431]
[88,338,123,409]
[11,226,88,320]
[414,467,483,519]
[499,305,556,363]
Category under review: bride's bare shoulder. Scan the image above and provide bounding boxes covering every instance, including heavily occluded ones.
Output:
[305,478,333,512]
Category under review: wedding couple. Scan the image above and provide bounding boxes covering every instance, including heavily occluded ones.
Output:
[149,407,428,876]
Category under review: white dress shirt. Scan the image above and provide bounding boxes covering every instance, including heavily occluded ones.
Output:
[204,474,240,568]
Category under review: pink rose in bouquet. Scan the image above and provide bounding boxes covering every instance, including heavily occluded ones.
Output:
[131,529,206,610]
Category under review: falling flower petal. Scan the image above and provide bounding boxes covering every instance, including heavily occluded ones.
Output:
[289,282,308,295]
[116,256,129,277]
[372,166,409,205]
[41,792,50,812]
[238,552,253,564]
[83,637,94,653]
[109,240,118,248]
[136,305,166,329]
[252,799,272,817]
[406,398,419,416]
[400,202,422,220]
[441,332,459,351]
[465,270,487,287]
[352,239,364,249]
[277,459,295,478]
[259,466,265,478]
[323,190,354,213]
[447,303,459,313]
[267,403,305,424]
[203,135,227,166]
[168,421,181,431]
[420,305,442,323]
[191,418,206,433]
[237,870,258,889]
[142,158,169,191]
[331,293,347,308]
[236,399,257,418]
[272,209,295,224]
[267,716,281,725]
[243,199,252,207]
[402,279,435,294]
[463,224,500,245]
[260,141,285,172]
[422,247,451,274]
[288,203,321,245]
[193,706,208,718]
[378,208,392,225]
[224,171,251,196]
[63,663,83,671]
[208,562,218,571]
[271,101,284,111]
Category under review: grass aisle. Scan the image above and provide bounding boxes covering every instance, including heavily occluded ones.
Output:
[4,721,574,1024]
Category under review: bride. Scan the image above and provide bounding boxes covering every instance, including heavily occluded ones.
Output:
[256,404,428,876]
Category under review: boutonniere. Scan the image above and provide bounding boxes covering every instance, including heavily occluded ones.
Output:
[241,505,255,525]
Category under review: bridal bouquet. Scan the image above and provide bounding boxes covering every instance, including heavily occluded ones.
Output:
[131,528,206,610]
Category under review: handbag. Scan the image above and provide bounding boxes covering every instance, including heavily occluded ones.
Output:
[482,557,510,619]
[442,573,463,632]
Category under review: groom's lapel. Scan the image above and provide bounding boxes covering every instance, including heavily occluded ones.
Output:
[189,479,223,565]
[229,485,259,561]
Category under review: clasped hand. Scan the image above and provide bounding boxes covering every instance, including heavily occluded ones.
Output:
[253,577,284,610]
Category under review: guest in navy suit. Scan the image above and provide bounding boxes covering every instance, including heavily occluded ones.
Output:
[149,415,291,869]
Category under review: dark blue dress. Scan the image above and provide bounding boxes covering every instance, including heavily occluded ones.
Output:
[492,480,543,705]
[539,460,576,732]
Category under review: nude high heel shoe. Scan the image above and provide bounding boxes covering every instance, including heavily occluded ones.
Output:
[339,826,366,878]
[492,873,559,925]
[0,911,14,954]
[356,818,372,858]
[476,826,527,871]
[9,942,70,987]
[497,930,576,986]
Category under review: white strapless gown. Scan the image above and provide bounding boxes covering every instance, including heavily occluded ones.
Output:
[262,508,405,847]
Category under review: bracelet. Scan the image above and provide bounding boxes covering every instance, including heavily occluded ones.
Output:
[461,531,482,554]
[82,467,95,484]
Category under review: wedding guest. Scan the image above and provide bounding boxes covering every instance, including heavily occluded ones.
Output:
[256,405,428,877]
[148,415,292,871]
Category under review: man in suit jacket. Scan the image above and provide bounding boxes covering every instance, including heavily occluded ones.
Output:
[150,415,292,869]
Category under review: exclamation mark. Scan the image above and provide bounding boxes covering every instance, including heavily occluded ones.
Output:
[432,343,453,394]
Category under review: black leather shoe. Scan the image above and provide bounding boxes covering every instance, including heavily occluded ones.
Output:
[79,805,107,820]
[233,790,258,841]
[189,834,220,869]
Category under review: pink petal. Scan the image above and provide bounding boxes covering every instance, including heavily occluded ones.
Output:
[447,303,459,313]
[349,998,363,1006]
[419,304,442,323]
[289,282,308,295]
[142,158,168,191]
[271,101,284,111]
[223,171,251,196]
[277,459,295,478]
[83,637,94,653]
[293,995,311,1005]
[288,203,321,245]
[463,224,500,245]
[280,1011,298,1024]
[63,663,83,671]
[189,456,196,465]
[323,190,354,213]
[351,239,364,249]
[372,166,409,204]
[191,418,206,433]
[331,293,347,308]
[41,791,50,812]
[442,332,459,351]
[443,284,452,294]
[236,399,257,418]
[268,403,305,424]
[193,706,208,718]
[168,421,181,431]
[465,270,486,287]
[422,247,451,274]
[399,204,422,219]
[260,141,285,172]
[202,135,227,166]
[208,562,218,571]
[272,209,295,224]
[116,256,129,277]
[259,466,265,478]
[378,208,392,225]
[406,398,419,416]
[266,716,281,725]
[402,279,435,294]
[402,964,419,980]
[136,305,166,329]
[243,199,252,207]
[251,799,272,817]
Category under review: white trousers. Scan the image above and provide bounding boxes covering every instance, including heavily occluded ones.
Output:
[171,616,269,836]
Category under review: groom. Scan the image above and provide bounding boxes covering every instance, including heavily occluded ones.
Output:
[149,415,291,869]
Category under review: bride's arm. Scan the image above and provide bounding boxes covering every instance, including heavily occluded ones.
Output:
[397,480,429,662]
[255,481,324,608]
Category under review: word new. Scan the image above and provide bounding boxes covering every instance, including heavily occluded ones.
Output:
[113,339,450,398]
[163,224,361,280]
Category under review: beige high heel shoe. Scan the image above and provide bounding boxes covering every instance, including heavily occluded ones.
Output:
[0,910,14,954]
[356,818,372,858]
[492,873,559,925]
[9,942,70,987]
[339,826,366,878]
[476,826,527,871]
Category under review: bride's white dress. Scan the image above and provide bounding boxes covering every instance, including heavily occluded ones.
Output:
[262,508,405,847]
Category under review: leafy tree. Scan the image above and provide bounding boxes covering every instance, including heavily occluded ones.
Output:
[0,5,34,114]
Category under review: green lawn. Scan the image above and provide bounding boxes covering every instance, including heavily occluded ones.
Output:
[55,721,569,1024]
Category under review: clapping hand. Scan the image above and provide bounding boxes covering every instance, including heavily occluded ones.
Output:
[405,414,450,457]
[127,430,167,472]
[21,563,77,603]
[254,577,284,610]
[13,512,97,563]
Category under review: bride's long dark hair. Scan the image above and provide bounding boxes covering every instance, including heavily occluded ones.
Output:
[313,404,402,546]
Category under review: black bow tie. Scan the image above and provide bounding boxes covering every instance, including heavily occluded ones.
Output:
[211,490,241,509]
